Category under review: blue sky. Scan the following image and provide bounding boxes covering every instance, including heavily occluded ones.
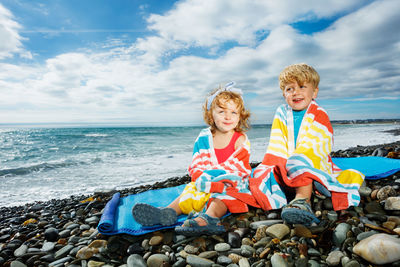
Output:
[0,0,399,126]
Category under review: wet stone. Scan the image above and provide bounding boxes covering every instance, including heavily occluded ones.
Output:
[65,223,80,230]
[240,245,255,257]
[385,197,400,210]
[228,232,241,248]
[147,254,170,267]
[377,185,396,201]
[217,255,232,265]
[184,244,199,254]
[326,250,344,266]
[198,251,218,259]
[358,186,372,197]
[215,243,230,252]
[327,211,338,222]
[41,241,55,252]
[149,234,163,246]
[265,223,290,240]
[0,234,10,242]
[127,254,147,267]
[267,212,279,219]
[14,244,28,257]
[10,260,27,267]
[85,216,99,225]
[186,254,214,267]
[356,230,379,241]
[48,256,74,266]
[80,224,90,231]
[308,259,321,267]
[307,248,321,257]
[87,260,105,267]
[343,260,361,267]
[127,243,144,254]
[238,257,250,267]
[44,227,59,242]
[270,253,287,267]
[249,220,283,230]
[40,254,56,262]
[55,244,74,259]
[333,223,351,247]
[364,201,385,215]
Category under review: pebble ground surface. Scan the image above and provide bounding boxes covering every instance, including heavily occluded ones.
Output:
[1,140,400,267]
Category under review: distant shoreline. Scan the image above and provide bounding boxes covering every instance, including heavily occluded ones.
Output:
[0,118,399,128]
[331,118,400,125]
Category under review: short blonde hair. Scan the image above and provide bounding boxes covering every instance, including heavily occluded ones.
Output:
[203,87,250,133]
[279,63,320,91]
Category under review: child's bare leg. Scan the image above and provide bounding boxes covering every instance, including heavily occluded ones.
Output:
[167,196,183,216]
[281,182,319,226]
[194,198,227,226]
[295,183,313,202]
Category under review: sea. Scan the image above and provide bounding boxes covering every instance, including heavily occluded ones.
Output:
[1,123,399,207]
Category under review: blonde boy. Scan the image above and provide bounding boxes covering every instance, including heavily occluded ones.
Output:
[254,63,365,225]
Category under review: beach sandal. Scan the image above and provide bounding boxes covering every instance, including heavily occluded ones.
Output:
[132,203,177,226]
[281,198,320,226]
[175,212,226,236]
[313,181,331,197]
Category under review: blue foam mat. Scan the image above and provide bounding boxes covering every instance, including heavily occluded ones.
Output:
[98,184,188,235]
[98,156,400,236]
[332,156,400,180]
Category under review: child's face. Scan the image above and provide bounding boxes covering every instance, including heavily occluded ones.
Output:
[283,81,319,111]
[212,100,240,134]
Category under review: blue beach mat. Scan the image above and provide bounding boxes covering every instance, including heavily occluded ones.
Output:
[332,156,400,180]
[98,184,188,235]
[98,156,400,236]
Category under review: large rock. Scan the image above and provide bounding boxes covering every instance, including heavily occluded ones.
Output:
[353,233,400,265]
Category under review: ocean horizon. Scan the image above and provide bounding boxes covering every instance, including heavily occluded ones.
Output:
[1,122,399,207]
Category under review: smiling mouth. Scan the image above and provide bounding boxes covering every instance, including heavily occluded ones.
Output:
[293,98,303,103]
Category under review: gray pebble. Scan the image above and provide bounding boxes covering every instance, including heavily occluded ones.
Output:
[333,223,351,247]
[127,254,146,267]
[147,254,169,267]
[215,243,230,252]
[217,255,232,265]
[249,220,283,230]
[186,254,214,267]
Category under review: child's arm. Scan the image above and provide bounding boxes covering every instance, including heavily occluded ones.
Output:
[234,134,246,150]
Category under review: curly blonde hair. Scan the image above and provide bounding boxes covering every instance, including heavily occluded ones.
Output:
[203,87,250,133]
[279,63,320,91]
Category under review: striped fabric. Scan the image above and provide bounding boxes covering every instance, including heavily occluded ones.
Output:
[256,101,365,211]
[180,128,284,213]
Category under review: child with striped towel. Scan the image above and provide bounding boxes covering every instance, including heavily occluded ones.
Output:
[254,63,365,225]
[133,82,261,236]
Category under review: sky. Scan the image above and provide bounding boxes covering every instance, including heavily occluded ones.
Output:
[0,0,399,126]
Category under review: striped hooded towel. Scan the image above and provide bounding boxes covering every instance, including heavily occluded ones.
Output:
[180,128,285,213]
[254,101,365,211]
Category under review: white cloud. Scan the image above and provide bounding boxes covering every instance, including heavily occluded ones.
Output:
[0,0,399,124]
[0,4,31,59]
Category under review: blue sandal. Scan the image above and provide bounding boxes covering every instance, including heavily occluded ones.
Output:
[281,198,320,226]
[313,181,331,197]
[132,203,177,226]
[175,212,226,236]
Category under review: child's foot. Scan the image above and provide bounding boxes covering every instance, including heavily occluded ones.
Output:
[281,198,320,226]
[132,203,177,226]
[175,212,226,236]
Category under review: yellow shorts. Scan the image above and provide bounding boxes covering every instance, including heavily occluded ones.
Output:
[178,182,210,214]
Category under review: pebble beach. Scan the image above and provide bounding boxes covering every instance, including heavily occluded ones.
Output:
[1,140,400,267]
